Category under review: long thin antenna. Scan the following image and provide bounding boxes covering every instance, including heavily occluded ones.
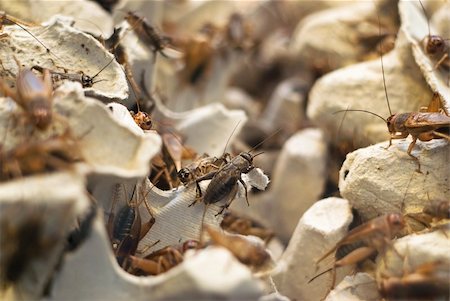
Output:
[90,56,115,80]
[418,0,431,37]
[333,109,387,123]
[90,14,147,84]
[252,151,264,158]
[248,128,282,153]
[5,17,64,64]
[222,121,241,155]
[376,14,392,116]
[335,105,350,142]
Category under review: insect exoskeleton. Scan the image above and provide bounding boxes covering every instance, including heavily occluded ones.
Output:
[309,213,405,290]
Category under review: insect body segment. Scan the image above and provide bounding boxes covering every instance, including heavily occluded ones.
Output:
[221,211,275,244]
[108,184,155,268]
[194,152,256,215]
[384,94,450,171]
[178,153,228,186]
[31,65,101,89]
[418,0,450,71]
[125,12,181,60]
[1,65,53,130]
[129,240,199,275]
[310,213,405,289]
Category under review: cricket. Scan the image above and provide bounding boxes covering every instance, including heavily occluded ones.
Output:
[0,1,449,300]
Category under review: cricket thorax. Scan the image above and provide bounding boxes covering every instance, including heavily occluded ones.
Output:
[388,113,409,133]
[234,152,253,173]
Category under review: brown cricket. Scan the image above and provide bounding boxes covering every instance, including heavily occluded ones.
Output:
[124,12,182,60]
[205,225,273,270]
[30,62,112,89]
[177,153,228,187]
[107,183,156,268]
[0,59,53,130]
[128,240,199,275]
[336,15,450,172]
[130,111,152,131]
[220,210,275,244]
[418,0,449,70]
[309,213,405,289]
[0,132,82,181]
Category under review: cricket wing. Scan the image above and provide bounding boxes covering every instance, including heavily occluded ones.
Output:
[406,113,450,128]
[16,70,51,104]
[316,216,384,263]
[203,171,238,204]
[425,93,447,114]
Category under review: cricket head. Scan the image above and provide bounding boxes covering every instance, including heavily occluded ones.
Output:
[386,213,405,236]
[386,114,395,133]
[81,74,94,88]
[423,35,447,55]
[238,152,254,173]
[177,167,191,184]
[131,111,152,130]
[386,113,408,135]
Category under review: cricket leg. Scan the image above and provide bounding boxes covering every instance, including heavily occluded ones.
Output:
[215,185,239,216]
[406,137,421,173]
[432,131,450,141]
[239,178,249,206]
[332,246,377,288]
[194,171,217,198]
[433,53,448,70]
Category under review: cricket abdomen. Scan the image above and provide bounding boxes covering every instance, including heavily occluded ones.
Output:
[114,206,136,242]
[203,175,237,205]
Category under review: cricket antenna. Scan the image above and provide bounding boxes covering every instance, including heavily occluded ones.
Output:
[335,104,350,141]
[222,121,241,155]
[252,151,265,158]
[248,128,282,153]
[377,13,393,116]
[141,179,157,217]
[90,16,146,85]
[90,56,115,81]
[6,17,64,64]
[117,59,141,112]
[418,0,431,38]
[333,109,387,123]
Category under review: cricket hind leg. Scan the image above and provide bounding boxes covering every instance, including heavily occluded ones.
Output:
[215,184,239,217]
[431,130,450,141]
[406,137,421,173]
